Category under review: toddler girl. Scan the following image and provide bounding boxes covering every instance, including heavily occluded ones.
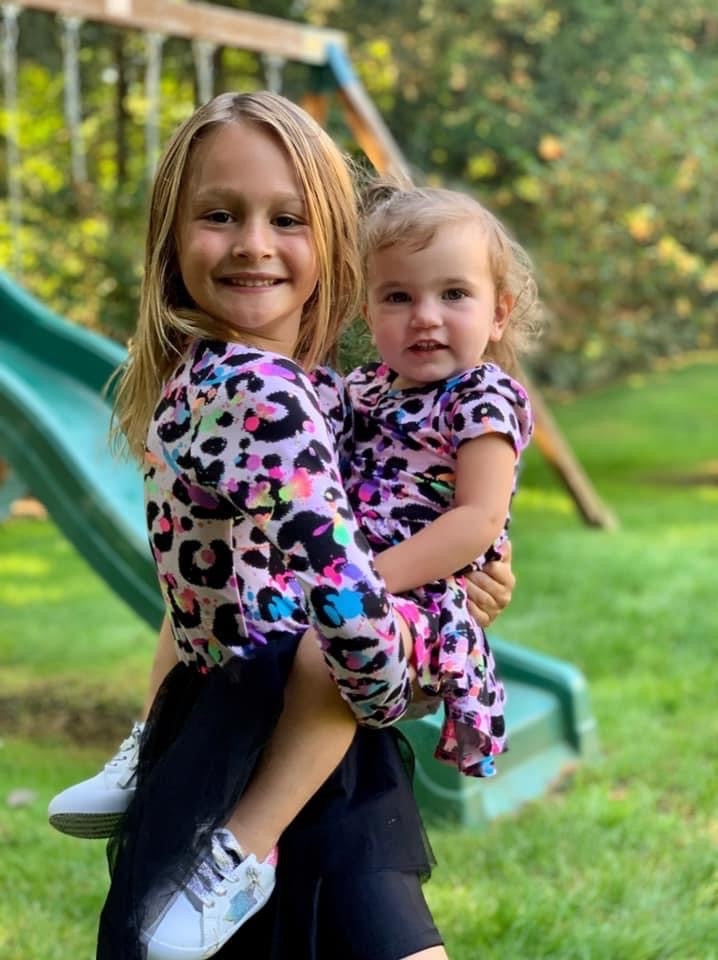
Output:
[321,180,541,776]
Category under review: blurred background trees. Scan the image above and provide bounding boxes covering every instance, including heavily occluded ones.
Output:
[1,0,716,389]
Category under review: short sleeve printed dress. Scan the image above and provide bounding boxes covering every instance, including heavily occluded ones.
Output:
[341,361,533,777]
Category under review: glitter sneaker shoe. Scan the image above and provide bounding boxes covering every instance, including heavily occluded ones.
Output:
[143,828,276,960]
[47,721,142,838]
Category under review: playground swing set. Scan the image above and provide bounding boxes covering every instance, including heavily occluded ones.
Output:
[0,0,600,827]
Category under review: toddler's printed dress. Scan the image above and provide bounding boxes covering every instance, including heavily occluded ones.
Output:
[317,361,532,776]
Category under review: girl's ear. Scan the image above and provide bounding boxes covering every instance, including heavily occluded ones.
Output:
[490,290,513,342]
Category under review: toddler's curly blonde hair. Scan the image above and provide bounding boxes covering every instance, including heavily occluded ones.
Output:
[360,180,542,373]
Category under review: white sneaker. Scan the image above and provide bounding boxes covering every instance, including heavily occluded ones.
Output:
[47,721,143,838]
[143,828,276,960]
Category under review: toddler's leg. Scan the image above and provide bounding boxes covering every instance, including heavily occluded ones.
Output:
[226,615,415,859]
[141,614,179,718]
[224,626,356,860]
[402,949,449,959]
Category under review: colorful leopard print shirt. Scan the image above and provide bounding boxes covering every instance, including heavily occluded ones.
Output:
[312,361,532,774]
[323,361,533,561]
[143,340,411,728]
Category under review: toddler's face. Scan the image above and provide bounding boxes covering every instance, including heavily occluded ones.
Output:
[365,221,510,389]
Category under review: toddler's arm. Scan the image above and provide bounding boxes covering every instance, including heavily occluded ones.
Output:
[374,433,516,595]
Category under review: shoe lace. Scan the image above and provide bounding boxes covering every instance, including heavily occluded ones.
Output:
[104,723,141,782]
[190,832,256,908]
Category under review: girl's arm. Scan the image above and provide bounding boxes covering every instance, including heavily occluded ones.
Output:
[373,433,516,595]
[207,359,410,728]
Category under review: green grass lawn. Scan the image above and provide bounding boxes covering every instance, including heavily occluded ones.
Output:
[2,357,717,959]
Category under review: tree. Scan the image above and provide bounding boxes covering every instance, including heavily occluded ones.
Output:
[1,0,716,386]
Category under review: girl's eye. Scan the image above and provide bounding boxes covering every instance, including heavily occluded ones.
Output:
[443,288,467,301]
[385,291,410,304]
[274,214,302,228]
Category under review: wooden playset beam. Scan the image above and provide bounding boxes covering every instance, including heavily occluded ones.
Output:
[325,44,411,181]
[519,370,617,529]
[17,0,346,65]
[12,0,616,528]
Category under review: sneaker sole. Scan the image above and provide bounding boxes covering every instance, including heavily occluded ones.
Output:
[145,888,272,960]
[48,811,123,839]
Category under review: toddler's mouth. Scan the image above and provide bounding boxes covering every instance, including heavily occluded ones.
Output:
[409,341,445,352]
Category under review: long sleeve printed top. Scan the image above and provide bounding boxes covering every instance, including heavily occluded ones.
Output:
[143,340,411,727]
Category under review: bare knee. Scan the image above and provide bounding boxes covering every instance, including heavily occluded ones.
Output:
[400,947,449,960]
[291,629,356,724]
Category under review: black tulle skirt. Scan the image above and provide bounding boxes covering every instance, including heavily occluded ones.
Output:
[96,635,438,960]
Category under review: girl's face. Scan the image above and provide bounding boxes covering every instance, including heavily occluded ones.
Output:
[175,121,319,357]
[365,221,511,389]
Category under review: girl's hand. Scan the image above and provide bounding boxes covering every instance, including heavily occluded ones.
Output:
[465,541,515,627]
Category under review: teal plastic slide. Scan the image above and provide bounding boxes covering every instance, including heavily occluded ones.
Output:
[0,272,163,627]
[0,271,598,825]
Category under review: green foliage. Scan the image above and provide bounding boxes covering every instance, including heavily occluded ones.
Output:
[530,44,718,388]
[306,0,718,387]
[1,1,717,385]
[0,13,263,341]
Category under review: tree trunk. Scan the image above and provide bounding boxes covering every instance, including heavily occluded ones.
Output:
[113,30,128,187]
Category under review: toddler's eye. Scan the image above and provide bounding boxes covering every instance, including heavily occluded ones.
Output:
[385,291,410,304]
[443,288,467,301]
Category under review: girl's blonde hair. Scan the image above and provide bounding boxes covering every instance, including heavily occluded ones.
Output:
[360,180,542,373]
[113,91,361,460]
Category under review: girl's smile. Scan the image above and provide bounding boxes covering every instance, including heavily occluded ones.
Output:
[176,121,319,356]
[220,274,285,287]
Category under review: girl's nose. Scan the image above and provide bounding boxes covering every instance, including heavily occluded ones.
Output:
[232,220,272,260]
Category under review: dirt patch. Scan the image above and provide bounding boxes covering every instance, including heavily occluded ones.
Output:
[644,460,718,486]
[0,678,140,746]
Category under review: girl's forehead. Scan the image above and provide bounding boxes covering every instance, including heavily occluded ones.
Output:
[183,121,304,196]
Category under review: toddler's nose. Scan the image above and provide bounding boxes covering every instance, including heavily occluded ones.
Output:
[410,299,441,328]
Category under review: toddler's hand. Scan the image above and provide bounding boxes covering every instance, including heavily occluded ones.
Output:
[465,541,515,627]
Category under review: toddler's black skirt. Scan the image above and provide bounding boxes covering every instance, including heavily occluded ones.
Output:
[96,635,440,960]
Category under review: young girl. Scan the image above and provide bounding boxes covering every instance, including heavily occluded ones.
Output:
[92,91,496,960]
[324,181,541,777]
[49,92,517,959]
